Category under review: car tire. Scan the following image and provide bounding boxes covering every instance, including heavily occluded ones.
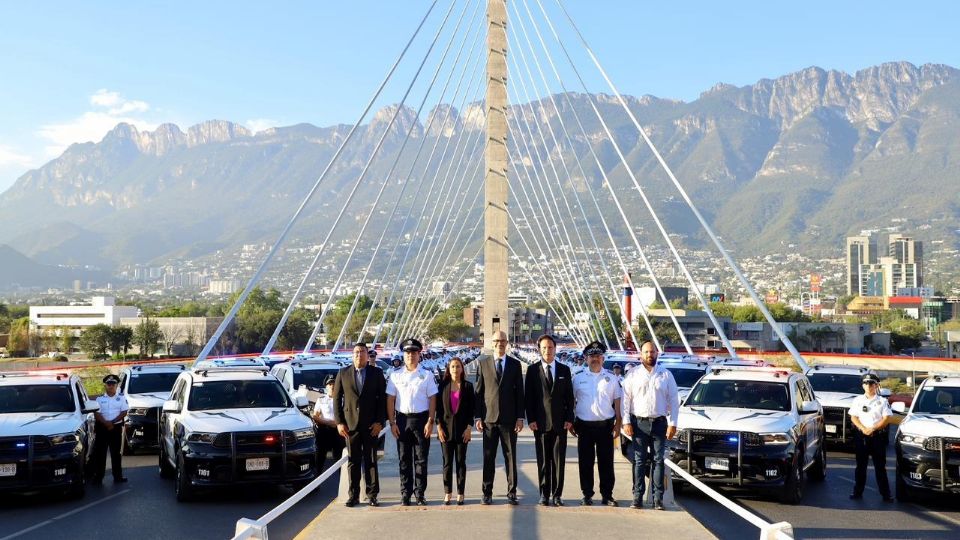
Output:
[158,443,175,479]
[66,462,85,499]
[175,453,194,502]
[672,479,685,496]
[895,467,912,502]
[779,454,804,504]
[809,441,827,482]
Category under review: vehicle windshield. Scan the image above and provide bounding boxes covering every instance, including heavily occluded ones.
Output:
[665,367,706,388]
[293,368,342,391]
[912,386,960,415]
[189,380,291,410]
[0,385,76,413]
[808,373,863,394]
[128,372,181,395]
[685,380,790,412]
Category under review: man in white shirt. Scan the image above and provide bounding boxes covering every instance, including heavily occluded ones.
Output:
[387,338,438,506]
[621,341,679,510]
[313,376,344,471]
[848,373,893,502]
[572,340,622,506]
[91,374,129,484]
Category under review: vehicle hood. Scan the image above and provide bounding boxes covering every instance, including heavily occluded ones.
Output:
[0,412,83,437]
[182,407,311,433]
[899,413,960,438]
[814,392,858,408]
[127,393,169,408]
[679,406,795,434]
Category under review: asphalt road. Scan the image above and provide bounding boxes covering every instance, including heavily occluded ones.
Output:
[0,454,339,540]
[677,435,960,539]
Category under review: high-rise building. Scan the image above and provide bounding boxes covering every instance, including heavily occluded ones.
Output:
[846,235,877,296]
[887,234,923,293]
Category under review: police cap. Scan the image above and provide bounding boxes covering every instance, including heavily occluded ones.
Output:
[323,375,336,386]
[861,373,880,385]
[401,338,423,352]
[103,374,120,384]
[582,340,606,356]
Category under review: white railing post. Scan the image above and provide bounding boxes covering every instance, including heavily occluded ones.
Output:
[234,519,267,540]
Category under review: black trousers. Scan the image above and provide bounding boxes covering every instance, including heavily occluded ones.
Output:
[441,438,469,495]
[853,429,891,497]
[534,429,567,498]
[396,412,430,498]
[316,425,345,472]
[91,422,123,480]
[575,418,615,499]
[481,422,518,497]
[346,427,379,498]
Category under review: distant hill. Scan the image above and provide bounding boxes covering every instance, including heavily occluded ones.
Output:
[0,61,958,271]
[0,245,109,291]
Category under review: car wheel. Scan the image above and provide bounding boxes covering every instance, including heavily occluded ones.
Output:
[175,453,194,502]
[780,454,804,504]
[809,442,827,481]
[671,478,685,496]
[66,461,85,499]
[895,467,912,502]
[158,443,175,479]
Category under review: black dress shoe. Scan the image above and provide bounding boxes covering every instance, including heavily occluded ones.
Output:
[580,497,593,506]
[849,493,863,500]
[552,497,564,507]
[538,495,549,506]
[368,496,379,507]
[402,497,412,506]
[507,494,519,505]
[653,502,665,511]
[416,496,427,506]
[113,477,128,483]
[601,497,618,507]
[344,498,358,507]
[630,499,643,509]
[481,495,492,505]
[457,497,464,506]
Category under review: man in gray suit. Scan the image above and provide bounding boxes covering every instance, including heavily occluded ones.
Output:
[475,329,525,505]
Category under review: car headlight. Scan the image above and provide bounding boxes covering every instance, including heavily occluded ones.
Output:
[293,428,314,441]
[186,432,218,444]
[49,432,80,445]
[128,408,150,416]
[677,430,688,443]
[759,432,791,445]
[898,433,926,448]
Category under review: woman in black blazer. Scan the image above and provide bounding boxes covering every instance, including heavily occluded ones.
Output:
[436,357,475,505]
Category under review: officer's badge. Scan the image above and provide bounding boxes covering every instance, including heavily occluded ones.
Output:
[603,375,610,383]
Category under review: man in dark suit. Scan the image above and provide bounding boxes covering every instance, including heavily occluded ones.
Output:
[333,342,387,507]
[475,329,525,505]
[525,334,575,506]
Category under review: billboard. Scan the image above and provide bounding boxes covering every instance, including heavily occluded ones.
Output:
[709,293,725,303]
[810,273,822,294]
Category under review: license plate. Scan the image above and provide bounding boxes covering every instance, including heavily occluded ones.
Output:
[245,458,270,471]
[705,457,729,471]
[825,424,837,434]
[0,464,15,477]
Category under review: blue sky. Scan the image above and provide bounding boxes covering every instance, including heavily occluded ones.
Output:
[1,0,957,193]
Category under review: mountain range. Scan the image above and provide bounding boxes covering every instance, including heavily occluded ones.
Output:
[1,61,958,275]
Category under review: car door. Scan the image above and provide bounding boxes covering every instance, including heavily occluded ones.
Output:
[794,378,818,464]
[74,380,96,460]
[162,379,186,460]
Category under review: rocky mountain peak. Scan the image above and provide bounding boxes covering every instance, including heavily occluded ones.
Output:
[186,120,251,147]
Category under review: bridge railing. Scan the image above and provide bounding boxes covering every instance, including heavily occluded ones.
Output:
[665,458,793,540]
[232,429,387,540]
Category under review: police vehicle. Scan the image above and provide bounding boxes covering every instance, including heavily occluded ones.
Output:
[658,354,710,403]
[672,365,826,504]
[270,357,349,410]
[893,373,960,501]
[193,357,268,371]
[0,371,100,498]
[118,363,186,454]
[159,362,317,501]
[805,364,888,447]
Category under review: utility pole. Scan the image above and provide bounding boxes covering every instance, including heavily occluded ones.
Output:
[482,0,509,352]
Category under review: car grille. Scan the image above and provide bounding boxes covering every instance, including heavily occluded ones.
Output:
[0,437,30,457]
[924,437,960,452]
[685,429,761,451]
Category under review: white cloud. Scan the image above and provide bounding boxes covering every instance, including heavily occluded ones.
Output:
[0,144,35,168]
[37,89,156,157]
[246,118,281,134]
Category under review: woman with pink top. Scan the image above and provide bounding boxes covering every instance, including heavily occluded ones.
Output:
[436,356,476,505]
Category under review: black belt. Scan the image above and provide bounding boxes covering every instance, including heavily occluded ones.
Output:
[575,418,614,426]
[397,411,429,418]
[632,415,665,421]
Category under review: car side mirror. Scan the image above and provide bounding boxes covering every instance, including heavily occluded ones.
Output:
[295,395,309,408]
[891,401,907,414]
[801,400,820,414]
[162,400,181,413]
[81,400,100,414]
[879,388,892,398]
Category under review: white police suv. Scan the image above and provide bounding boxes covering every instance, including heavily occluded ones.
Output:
[658,353,710,403]
[805,364,887,447]
[0,371,100,497]
[118,363,186,454]
[894,373,960,501]
[158,362,317,501]
[672,366,826,504]
[270,357,349,410]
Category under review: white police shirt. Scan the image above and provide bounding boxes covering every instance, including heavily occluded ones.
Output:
[621,364,681,426]
[96,392,129,423]
[386,366,438,414]
[849,394,891,430]
[313,394,335,421]
[573,368,622,421]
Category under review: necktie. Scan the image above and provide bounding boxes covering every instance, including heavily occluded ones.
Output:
[356,368,365,392]
[545,364,554,390]
[496,359,503,381]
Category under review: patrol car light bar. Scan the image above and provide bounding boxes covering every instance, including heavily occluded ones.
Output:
[709,366,792,377]
[810,364,868,372]
[132,364,187,372]
[930,373,960,382]
[0,371,70,379]
[195,367,270,377]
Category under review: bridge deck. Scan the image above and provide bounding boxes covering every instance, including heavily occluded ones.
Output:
[295,430,713,540]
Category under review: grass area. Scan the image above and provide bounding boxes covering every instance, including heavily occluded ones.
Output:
[72,366,113,398]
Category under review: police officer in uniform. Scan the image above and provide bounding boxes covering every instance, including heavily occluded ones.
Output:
[91,374,129,484]
[312,376,345,471]
[571,341,622,506]
[387,338,438,506]
[849,373,894,502]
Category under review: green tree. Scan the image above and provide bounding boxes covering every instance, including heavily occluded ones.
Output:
[8,317,31,356]
[59,326,74,354]
[889,318,926,352]
[635,318,682,346]
[108,325,134,357]
[133,318,163,358]
[79,324,112,359]
[426,297,472,342]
